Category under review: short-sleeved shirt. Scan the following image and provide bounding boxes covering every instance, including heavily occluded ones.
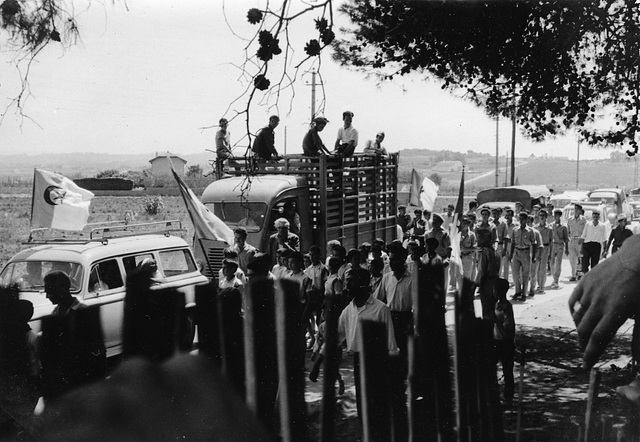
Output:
[338,294,397,353]
[363,139,386,155]
[253,126,277,160]
[215,129,231,160]
[425,227,451,258]
[581,221,607,243]
[305,262,328,292]
[608,225,633,252]
[460,230,477,254]
[376,269,412,312]
[337,126,359,147]
[302,129,326,156]
[567,215,587,239]
[551,222,569,244]
[397,214,412,233]
[536,223,553,246]
[511,225,536,249]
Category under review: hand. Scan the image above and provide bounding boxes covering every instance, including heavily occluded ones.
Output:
[565,248,569,256]
[569,236,640,368]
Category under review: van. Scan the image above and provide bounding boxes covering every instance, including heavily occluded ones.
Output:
[0,221,208,358]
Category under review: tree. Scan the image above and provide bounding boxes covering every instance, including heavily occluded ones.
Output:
[334,0,640,155]
[186,164,202,178]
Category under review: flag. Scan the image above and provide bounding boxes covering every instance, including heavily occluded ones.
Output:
[420,176,439,212]
[171,169,235,245]
[408,169,423,207]
[450,167,466,271]
[31,169,94,231]
[454,167,465,217]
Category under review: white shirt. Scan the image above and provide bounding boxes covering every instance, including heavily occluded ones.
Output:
[581,221,607,243]
[338,294,397,353]
[337,126,359,147]
[376,269,413,312]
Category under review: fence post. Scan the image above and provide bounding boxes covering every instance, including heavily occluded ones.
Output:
[320,295,341,442]
[274,278,308,442]
[195,281,221,364]
[217,287,245,397]
[360,319,392,442]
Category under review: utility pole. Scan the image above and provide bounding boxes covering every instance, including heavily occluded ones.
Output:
[311,70,317,120]
[495,116,499,187]
[576,137,580,190]
[510,114,516,186]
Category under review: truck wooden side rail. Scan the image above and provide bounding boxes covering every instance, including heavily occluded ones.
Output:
[198,153,399,275]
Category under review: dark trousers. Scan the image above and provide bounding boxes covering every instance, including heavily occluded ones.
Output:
[353,352,361,419]
[390,311,413,370]
[581,241,601,274]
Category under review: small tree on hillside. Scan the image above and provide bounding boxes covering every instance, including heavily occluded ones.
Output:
[186,164,202,178]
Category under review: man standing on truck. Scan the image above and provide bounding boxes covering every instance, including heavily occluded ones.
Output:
[302,117,332,156]
[334,111,358,157]
[267,218,300,266]
[215,118,231,176]
[252,115,281,161]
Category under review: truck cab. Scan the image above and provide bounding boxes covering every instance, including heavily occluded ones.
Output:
[197,154,399,277]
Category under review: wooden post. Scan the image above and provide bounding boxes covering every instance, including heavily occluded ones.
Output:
[320,295,341,442]
[274,278,308,442]
[360,319,391,442]
[217,287,245,397]
[584,368,601,442]
[243,277,279,435]
[194,281,221,364]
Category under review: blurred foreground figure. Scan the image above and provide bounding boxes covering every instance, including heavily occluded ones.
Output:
[39,355,272,442]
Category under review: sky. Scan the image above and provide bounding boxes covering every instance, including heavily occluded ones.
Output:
[0,0,614,161]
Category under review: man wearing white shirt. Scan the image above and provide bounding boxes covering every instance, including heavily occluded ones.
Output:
[334,110,358,157]
[580,211,607,274]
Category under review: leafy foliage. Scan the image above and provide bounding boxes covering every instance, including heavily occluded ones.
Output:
[335,0,640,155]
[186,164,202,178]
[141,196,164,216]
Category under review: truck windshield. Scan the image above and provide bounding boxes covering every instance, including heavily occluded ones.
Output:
[205,202,267,232]
[0,261,83,293]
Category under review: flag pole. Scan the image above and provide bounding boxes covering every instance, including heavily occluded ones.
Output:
[30,168,37,227]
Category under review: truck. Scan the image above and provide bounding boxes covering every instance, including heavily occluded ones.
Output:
[196,153,399,277]
[476,185,551,212]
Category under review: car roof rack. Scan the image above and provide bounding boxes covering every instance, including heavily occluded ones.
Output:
[25,220,186,244]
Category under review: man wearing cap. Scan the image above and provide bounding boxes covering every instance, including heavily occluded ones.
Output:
[459,217,477,287]
[549,208,569,289]
[501,208,516,283]
[303,117,331,156]
[442,204,455,231]
[407,209,428,246]
[604,213,633,257]
[580,211,607,273]
[509,212,538,301]
[363,132,387,156]
[567,203,587,281]
[334,111,358,157]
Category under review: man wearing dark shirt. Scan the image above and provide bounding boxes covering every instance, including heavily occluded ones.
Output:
[302,117,331,156]
[252,115,280,160]
[604,213,633,257]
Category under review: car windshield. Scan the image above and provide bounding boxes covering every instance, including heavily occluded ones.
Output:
[588,192,617,205]
[0,261,83,293]
[206,202,268,232]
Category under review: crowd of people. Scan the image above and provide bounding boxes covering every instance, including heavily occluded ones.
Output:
[214,110,389,174]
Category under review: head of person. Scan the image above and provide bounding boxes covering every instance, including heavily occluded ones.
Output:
[480,207,490,222]
[309,245,322,264]
[539,209,548,223]
[446,204,454,215]
[373,238,386,250]
[414,209,423,219]
[219,118,228,129]
[574,204,583,216]
[469,200,478,210]
[461,216,471,232]
[346,267,371,305]
[468,213,477,224]
[505,208,514,222]
[44,271,72,306]
[398,205,406,215]
[346,248,361,267]
[268,115,280,129]
[432,213,444,228]
[546,203,554,212]
[371,243,383,259]
[274,217,290,237]
[313,116,328,132]
[234,227,248,248]
[222,258,239,280]
[358,245,370,263]
[553,208,563,222]
[326,239,341,256]
[527,215,535,226]
[375,132,385,143]
[369,257,384,276]
[591,211,600,224]
[332,245,347,262]
[532,204,541,215]
[387,239,405,257]
[289,251,305,273]
[223,248,239,260]
[411,245,426,261]
[617,213,627,226]
[275,247,288,266]
[246,253,271,278]
[327,257,342,274]
[518,212,528,226]
[425,237,439,254]
[281,249,293,268]
[492,207,502,221]
[303,253,312,269]
[495,278,510,302]
[342,110,354,127]
[515,201,523,212]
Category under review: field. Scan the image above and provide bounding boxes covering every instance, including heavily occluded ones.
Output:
[0,195,196,269]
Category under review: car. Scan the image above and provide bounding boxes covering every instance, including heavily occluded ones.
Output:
[586,188,632,220]
[550,191,589,210]
[0,220,208,358]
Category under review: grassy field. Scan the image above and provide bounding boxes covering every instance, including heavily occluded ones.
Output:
[0,195,195,269]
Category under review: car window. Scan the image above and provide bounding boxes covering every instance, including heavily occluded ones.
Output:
[122,253,156,277]
[0,261,83,293]
[87,259,124,296]
[158,249,197,277]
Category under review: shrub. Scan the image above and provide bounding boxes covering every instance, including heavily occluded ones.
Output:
[141,196,164,216]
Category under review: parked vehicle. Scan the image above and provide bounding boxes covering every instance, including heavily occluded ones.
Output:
[0,221,208,358]
[550,191,589,210]
[197,154,399,277]
[477,185,551,212]
[587,188,632,220]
